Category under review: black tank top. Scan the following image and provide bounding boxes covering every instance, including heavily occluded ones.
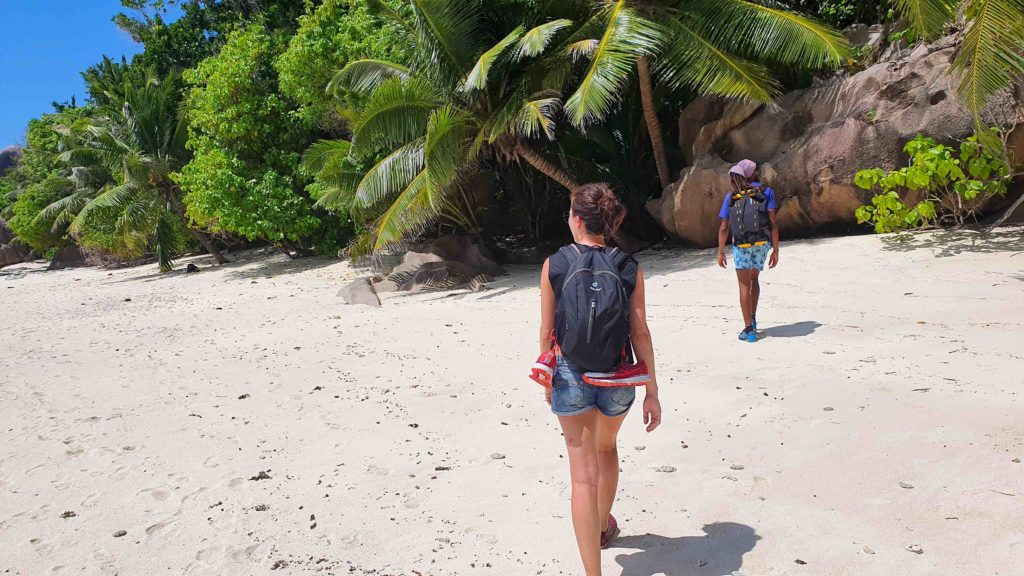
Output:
[548,243,639,301]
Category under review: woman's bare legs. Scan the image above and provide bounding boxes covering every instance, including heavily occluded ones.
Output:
[558,410,629,576]
[597,412,628,532]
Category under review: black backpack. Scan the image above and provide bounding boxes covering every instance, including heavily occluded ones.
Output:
[555,245,631,372]
[729,187,770,244]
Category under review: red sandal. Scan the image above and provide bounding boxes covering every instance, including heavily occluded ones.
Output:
[600,514,620,549]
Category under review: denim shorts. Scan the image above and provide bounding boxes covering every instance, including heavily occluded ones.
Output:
[550,356,636,417]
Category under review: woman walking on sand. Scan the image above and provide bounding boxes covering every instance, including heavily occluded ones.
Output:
[536,183,661,576]
[716,159,780,342]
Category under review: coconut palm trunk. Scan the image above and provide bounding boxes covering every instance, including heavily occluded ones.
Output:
[637,56,672,190]
[516,144,580,192]
[188,228,230,264]
[168,191,229,264]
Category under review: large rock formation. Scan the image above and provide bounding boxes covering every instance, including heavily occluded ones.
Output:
[339,234,506,305]
[0,146,21,177]
[0,218,31,269]
[649,35,1023,247]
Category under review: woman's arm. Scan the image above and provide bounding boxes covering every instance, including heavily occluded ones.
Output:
[717,219,730,268]
[539,259,556,353]
[629,267,661,432]
[768,209,780,268]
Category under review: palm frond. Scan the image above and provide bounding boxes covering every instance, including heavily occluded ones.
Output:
[567,39,601,62]
[513,19,574,61]
[410,0,481,82]
[153,213,176,272]
[895,0,958,38]
[68,183,140,236]
[301,140,353,176]
[328,59,412,96]
[952,0,1024,117]
[688,0,849,68]
[355,139,427,207]
[364,0,415,31]
[464,27,524,91]
[36,191,91,233]
[492,90,564,141]
[372,170,436,252]
[656,18,780,102]
[353,77,442,152]
[425,105,473,193]
[564,1,662,129]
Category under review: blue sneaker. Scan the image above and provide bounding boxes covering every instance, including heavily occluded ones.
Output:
[746,331,757,343]
[738,329,752,341]
[752,319,757,331]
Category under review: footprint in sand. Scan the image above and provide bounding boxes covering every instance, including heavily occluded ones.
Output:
[229,543,262,562]
[148,489,171,501]
[108,466,131,481]
[202,456,221,469]
[30,537,54,557]
[339,530,371,548]
[81,493,101,508]
[180,487,207,504]
[145,517,181,538]
[464,529,499,546]
[365,464,389,476]
[29,505,52,520]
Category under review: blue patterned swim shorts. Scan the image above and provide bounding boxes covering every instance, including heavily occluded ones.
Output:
[733,242,771,271]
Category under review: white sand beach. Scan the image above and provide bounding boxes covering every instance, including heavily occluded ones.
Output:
[2,229,1023,576]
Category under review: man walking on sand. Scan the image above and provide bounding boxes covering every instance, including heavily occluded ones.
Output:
[716,159,780,343]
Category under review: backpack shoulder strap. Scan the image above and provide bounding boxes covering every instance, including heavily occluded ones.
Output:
[559,244,583,265]
[606,246,629,267]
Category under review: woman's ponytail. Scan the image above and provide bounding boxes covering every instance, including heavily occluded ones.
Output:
[571,183,626,238]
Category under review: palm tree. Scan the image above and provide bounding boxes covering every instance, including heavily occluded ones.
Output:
[307,0,615,253]
[46,69,228,271]
[565,0,851,190]
[308,0,862,252]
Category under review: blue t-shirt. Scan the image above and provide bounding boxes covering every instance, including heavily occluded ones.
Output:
[719,182,778,219]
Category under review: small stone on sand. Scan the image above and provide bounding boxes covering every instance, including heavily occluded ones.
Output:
[906,544,923,554]
[113,530,127,538]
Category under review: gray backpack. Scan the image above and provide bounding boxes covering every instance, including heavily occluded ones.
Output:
[729,187,770,244]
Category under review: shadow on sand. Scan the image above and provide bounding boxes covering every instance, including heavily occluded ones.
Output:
[759,321,822,339]
[879,227,1024,257]
[613,522,760,576]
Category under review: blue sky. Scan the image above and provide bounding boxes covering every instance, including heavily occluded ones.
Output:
[0,1,149,148]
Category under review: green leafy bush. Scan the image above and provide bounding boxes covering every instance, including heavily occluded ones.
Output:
[7,177,73,252]
[177,24,346,255]
[275,0,411,129]
[855,135,1010,233]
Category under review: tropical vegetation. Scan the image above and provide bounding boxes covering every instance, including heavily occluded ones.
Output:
[1,0,1020,270]
[855,134,1011,232]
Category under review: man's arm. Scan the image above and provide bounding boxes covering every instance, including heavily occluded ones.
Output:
[768,209,780,268]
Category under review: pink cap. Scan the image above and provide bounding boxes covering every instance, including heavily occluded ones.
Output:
[729,159,757,179]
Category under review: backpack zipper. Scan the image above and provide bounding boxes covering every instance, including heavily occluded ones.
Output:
[586,300,596,344]
[563,268,624,287]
